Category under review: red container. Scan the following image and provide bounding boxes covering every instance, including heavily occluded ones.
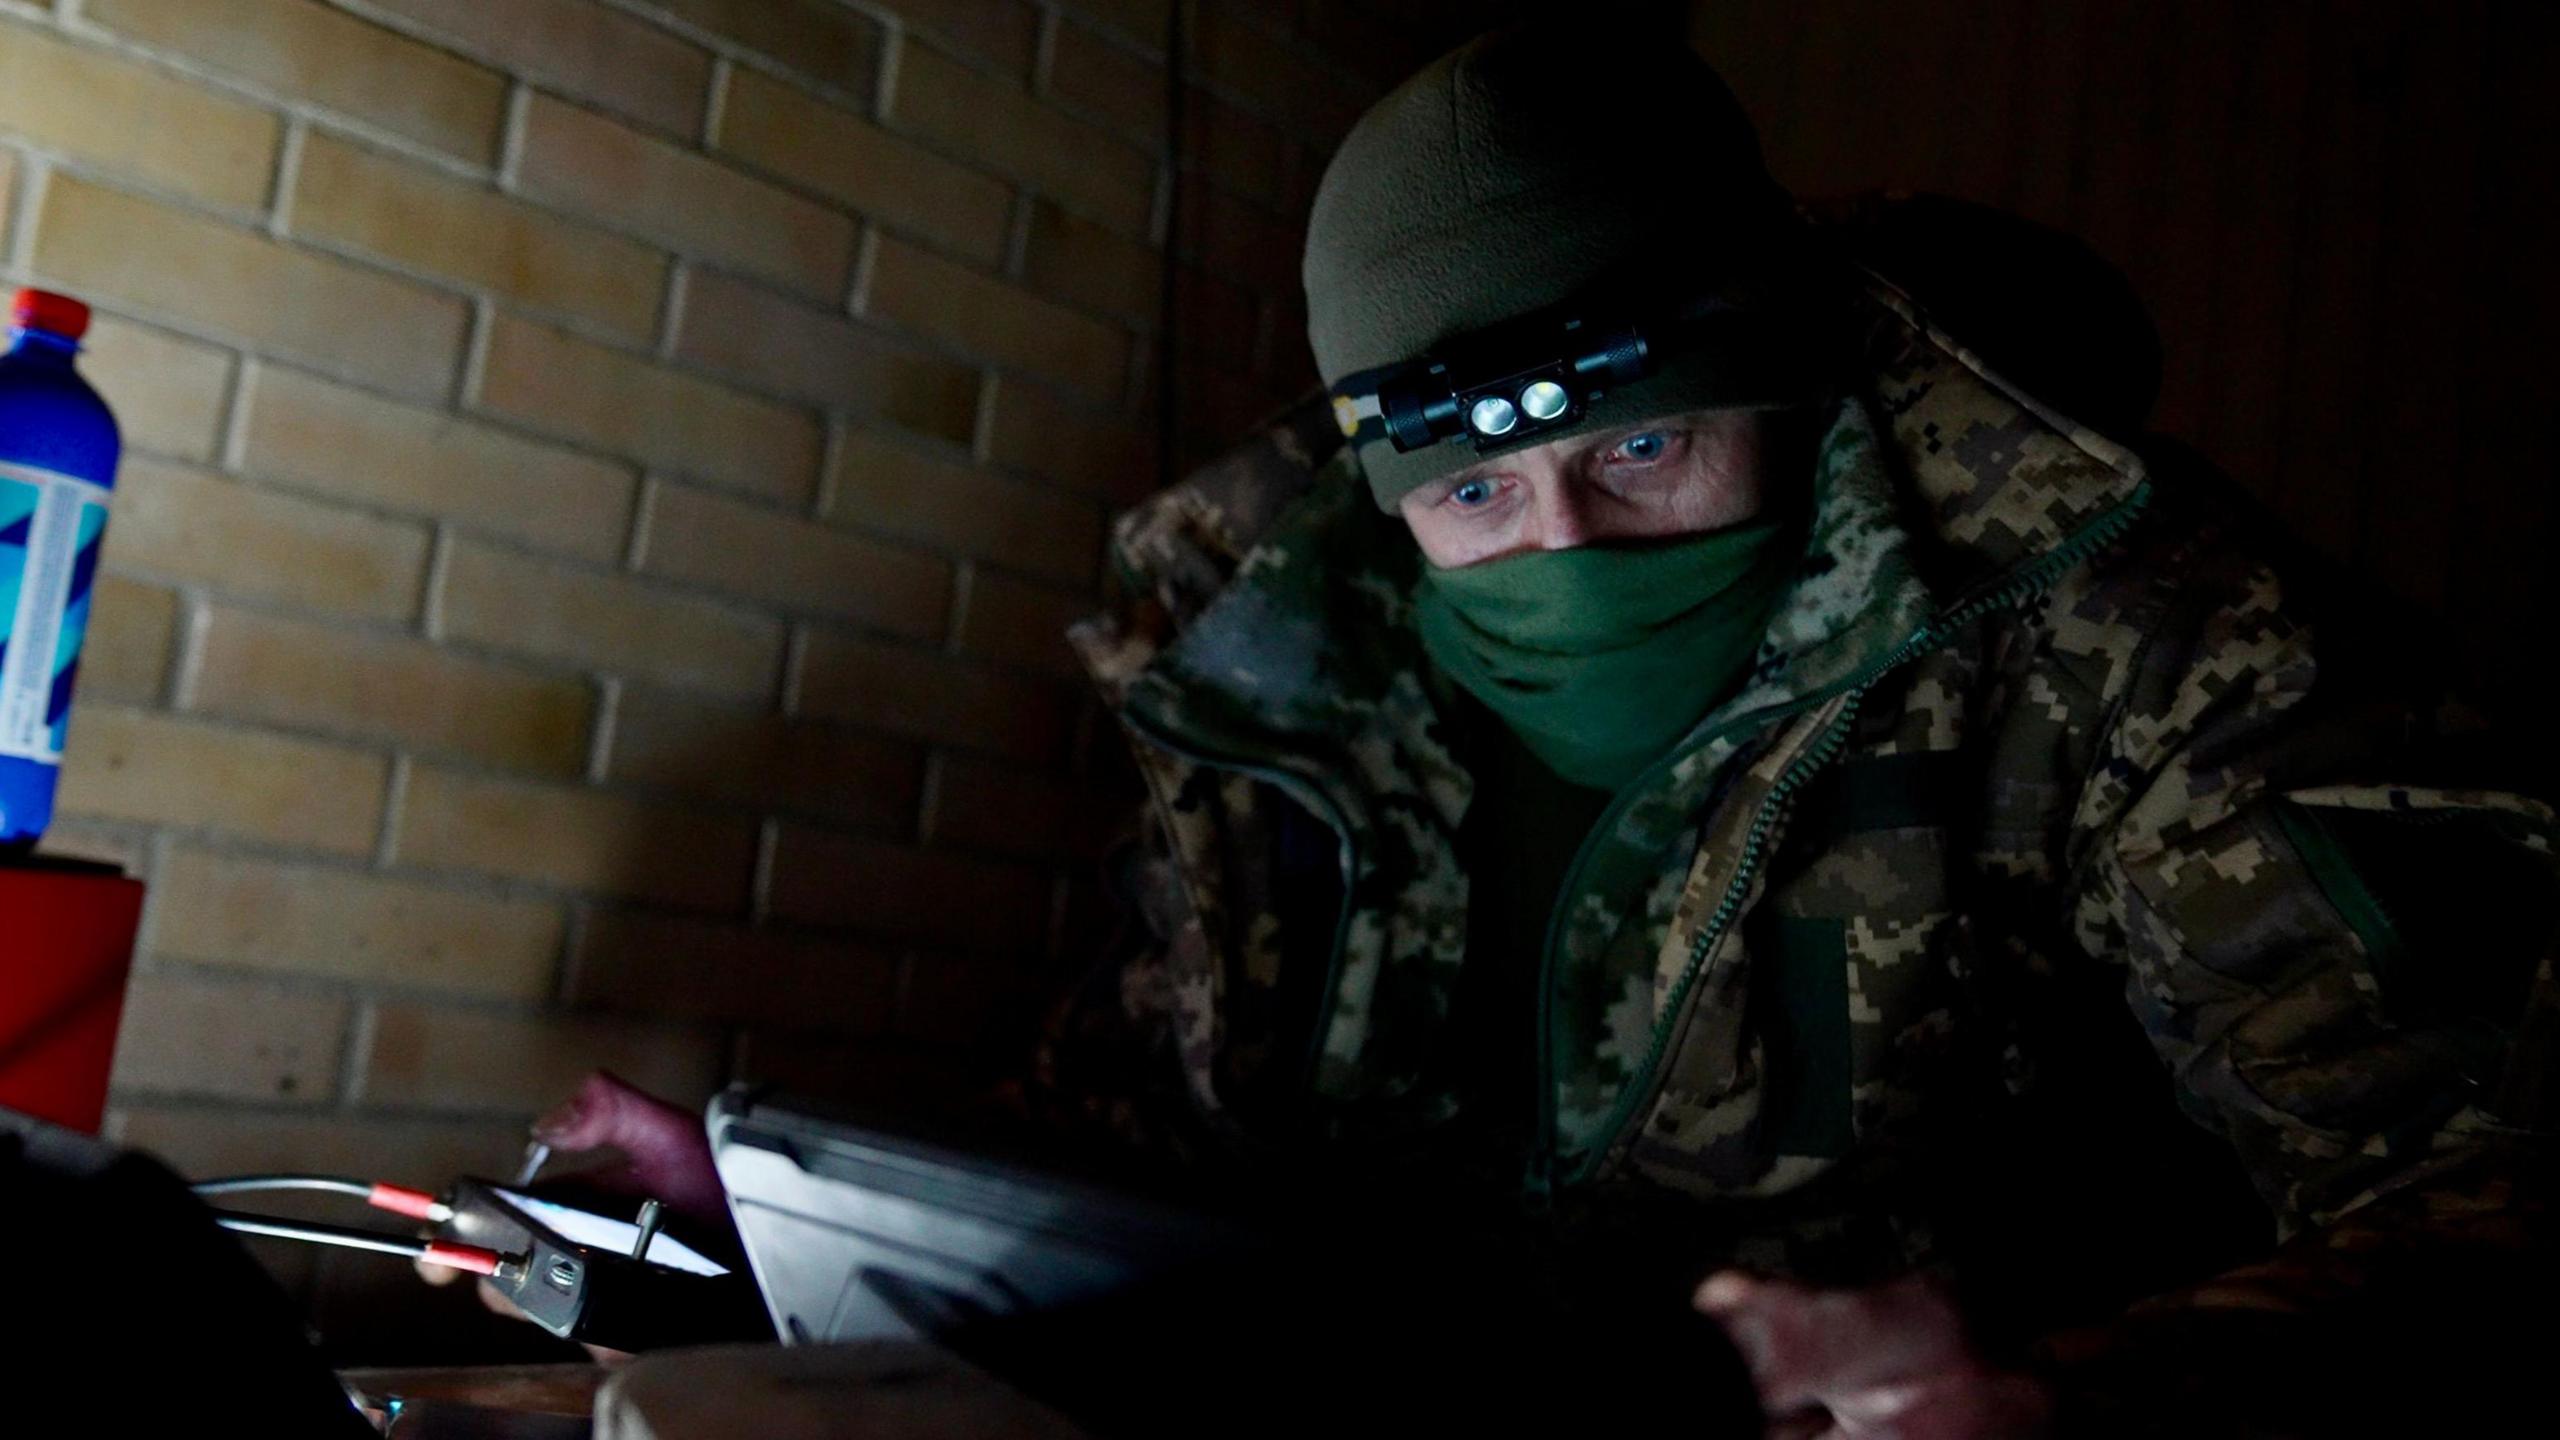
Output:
[0,864,142,1132]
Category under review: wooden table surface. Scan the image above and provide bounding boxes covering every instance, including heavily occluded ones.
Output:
[340,1363,605,1437]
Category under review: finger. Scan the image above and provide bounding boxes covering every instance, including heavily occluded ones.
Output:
[414,1255,459,1287]
[530,1072,725,1225]
[475,1278,529,1321]
[530,1071,663,1152]
[1698,1272,1974,1412]
[1841,1365,2058,1440]
[1699,1273,1834,1411]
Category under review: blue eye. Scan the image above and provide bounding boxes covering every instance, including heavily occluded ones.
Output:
[1615,431,1668,462]
[1449,477,1495,507]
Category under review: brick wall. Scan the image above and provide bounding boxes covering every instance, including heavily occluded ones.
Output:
[0,0,1485,1351]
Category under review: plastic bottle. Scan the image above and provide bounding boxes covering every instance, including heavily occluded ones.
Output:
[0,289,120,850]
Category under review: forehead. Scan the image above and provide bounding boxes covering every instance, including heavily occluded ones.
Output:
[1439,408,1718,483]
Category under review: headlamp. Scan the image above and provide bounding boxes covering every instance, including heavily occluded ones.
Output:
[1330,293,1785,454]
[1347,309,1652,453]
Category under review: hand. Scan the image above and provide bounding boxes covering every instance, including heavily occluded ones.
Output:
[414,1070,723,1361]
[1694,1270,2055,1440]
[521,1070,727,1229]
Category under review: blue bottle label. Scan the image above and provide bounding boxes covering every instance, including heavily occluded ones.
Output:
[0,459,110,765]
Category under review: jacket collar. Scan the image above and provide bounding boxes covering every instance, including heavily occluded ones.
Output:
[1106,281,2149,790]
[1079,285,2150,1104]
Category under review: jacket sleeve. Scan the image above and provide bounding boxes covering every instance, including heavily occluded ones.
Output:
[1021,397,1352,1181]
[1021,801,1237,1171]
[2042,483,2560,1434]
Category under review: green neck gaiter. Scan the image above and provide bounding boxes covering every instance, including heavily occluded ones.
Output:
[1415,520,1799,791]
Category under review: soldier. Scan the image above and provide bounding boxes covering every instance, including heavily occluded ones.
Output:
[510,21,2557,1438]
[1033,19,2560,1438]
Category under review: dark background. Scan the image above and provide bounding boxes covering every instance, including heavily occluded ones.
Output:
[1672,0,2556,726]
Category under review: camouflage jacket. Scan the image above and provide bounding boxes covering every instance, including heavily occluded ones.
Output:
[1050,274,2560,1430]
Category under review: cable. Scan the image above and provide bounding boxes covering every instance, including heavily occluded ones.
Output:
[192,1172,453,1222]
[209,1211,511,1278]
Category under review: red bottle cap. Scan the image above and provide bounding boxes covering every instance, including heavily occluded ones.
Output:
[12,289,90,341]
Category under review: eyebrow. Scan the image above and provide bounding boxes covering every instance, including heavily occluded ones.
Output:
[1429,419,1684,497]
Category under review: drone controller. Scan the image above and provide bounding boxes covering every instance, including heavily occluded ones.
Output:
[435,1177,771,1352]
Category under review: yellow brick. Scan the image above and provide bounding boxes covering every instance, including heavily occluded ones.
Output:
[1174,182,1300,294]
[191,607,595,775]
[865,238,1128,401]
[828,428,1101,587]
[80,575,178,705]
[88,0,506,162]
[440,540,784,701]
[153,847,564,1001]
[110,972,348,1103]
[888,43,1156,236]
[1180,364,1292,447]
[984,376,1155,504]
[1296,0,1422,89]
[1215,0,1300,38]
[876,0,1040,75]
[1169,264,1265,374]
[361,1003,721,1111]
[0,19,281,209]
[41,820,152,874]
[57,705,389,854]
[105,455,431,620]
[673,270,978,444]
[396,764,757,909]
[362,0,712,137]
[1184,94,1287,208]
[1069,0,1173,46]
[767,823,1050,954]
[656,0,882,94]
[640,484,950,640]
[243,368,636,566]
[1189,0,1361,141]
[571,909,898,1032]
[607,686,922,829]
[115,1106,523,1192]
[517,94,853,302]
[34,175,470,400]
[795,629,1069,763]
[478,314,820,506]
[293,132,669,343]
[958,569,1090,679]
[716,68,1012,269]
[927,753,1090,859]
[78,315,234,463]
[1021,199,1158,323]
[901,950,1042,1046]
[1045,20,1163,138]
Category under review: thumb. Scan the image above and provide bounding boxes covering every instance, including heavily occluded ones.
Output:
[530,1070,672,1152]
[530,1070,726,1227]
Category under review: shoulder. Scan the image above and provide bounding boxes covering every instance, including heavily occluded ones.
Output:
[1099,395,1346,628]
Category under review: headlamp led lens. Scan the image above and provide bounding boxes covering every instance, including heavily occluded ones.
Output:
[1468,395,1519,436]
[1518,380,1569,421]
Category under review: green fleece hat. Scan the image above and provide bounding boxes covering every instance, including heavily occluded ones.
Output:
[1304,23,1837,511]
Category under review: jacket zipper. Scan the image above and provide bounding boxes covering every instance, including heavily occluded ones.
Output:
[1534,480,2156,1197]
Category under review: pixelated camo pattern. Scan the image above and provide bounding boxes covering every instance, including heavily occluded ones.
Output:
[1054,274,2559,1371]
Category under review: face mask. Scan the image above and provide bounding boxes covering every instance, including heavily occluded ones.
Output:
[1414,518,1798,790]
